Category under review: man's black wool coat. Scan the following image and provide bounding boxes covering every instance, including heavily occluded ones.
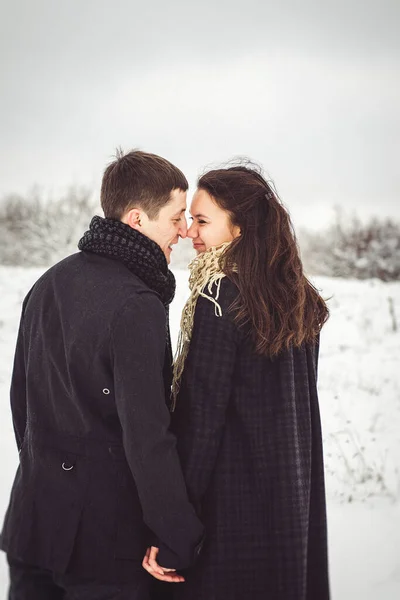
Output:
[171,278,330,600]
[0,252,203,583]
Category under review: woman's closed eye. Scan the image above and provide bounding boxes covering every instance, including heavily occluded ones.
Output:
[190,217,207,225]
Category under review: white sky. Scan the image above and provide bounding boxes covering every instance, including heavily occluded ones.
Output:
[0,0,399,230]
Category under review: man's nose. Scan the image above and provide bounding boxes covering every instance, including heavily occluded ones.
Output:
[178,217,188,239]
[187,222,197,239]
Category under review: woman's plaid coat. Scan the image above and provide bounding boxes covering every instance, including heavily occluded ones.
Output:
[170,278,330,600]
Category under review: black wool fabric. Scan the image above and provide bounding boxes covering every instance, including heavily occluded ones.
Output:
[0,227,204,583]
[78,216,176,307]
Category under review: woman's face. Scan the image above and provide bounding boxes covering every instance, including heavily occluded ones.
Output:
[187,189,240,253]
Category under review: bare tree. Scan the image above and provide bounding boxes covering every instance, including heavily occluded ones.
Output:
[300,208,400,281]
[0,186,98,266]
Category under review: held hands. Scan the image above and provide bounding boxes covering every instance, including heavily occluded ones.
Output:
[142,546,185,583]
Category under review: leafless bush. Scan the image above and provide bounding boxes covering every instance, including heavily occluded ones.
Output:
[0,186,98,266]
[300,208,400,281]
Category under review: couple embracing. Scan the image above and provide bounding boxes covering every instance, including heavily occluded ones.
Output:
[0,150,330,600]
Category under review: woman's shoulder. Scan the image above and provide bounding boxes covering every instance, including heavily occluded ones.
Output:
[199,275,239,310]
[193,276,241,331]
[190,275,242,347]
[220,275,239,293]
[219,276,240,307]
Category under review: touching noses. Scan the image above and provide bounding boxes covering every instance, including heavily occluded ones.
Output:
[187,221,197,239]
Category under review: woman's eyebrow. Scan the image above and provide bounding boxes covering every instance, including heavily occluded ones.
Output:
[191,213,209,219]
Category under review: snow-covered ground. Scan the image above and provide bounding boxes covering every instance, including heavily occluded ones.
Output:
[0,265,399,598]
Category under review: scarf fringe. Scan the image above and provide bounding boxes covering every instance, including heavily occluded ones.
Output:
[171,242,231,411]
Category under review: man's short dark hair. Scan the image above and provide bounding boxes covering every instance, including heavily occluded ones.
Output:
[100,149,188,220]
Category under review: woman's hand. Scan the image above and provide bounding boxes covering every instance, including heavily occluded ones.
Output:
[142,546,185,582]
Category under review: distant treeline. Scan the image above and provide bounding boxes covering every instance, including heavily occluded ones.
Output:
[0,189,399,281]
[298,208,400,282]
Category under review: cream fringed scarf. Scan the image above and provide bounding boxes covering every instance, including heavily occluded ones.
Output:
[171,241,231,411]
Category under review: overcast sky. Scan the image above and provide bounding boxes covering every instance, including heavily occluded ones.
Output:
[0,0,399,229]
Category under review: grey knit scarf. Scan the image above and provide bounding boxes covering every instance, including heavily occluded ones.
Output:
[78,216,176,307]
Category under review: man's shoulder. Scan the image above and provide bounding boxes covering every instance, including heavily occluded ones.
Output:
[54,252,154,292]
[25,252,162,314]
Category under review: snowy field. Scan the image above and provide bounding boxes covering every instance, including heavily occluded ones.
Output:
[0,265,399,598]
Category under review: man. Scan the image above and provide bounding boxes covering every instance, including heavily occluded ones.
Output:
[0,150,204,599]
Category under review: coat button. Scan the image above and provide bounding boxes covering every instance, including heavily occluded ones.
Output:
[103,388,110,395]
[62,462,74,471]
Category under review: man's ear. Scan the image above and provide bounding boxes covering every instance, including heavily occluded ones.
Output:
[122,208,142,230]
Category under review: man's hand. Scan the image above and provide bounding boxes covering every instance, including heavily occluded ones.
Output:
[142,546,185,583]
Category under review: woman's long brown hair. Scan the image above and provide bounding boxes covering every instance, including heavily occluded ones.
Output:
[197,164,329,356]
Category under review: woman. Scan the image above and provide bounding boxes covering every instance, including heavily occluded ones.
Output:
[154,164,330,599]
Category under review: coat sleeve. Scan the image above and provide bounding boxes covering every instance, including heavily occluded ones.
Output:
[10,316,27,451]
[110,291,204,570]
[173,281,239,509]
[10,290,33,451]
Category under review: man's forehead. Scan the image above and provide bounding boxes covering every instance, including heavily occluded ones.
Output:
[177,205,187,215]
[170,188,187,199]
[166,196,187,217]
[169,188,186,204]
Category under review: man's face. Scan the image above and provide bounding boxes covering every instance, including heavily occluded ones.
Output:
[138,189,188,263]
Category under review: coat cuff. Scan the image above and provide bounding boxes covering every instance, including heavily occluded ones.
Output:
[155,533,205,571]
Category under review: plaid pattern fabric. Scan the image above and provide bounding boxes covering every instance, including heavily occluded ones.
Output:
[171,278,330,600]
